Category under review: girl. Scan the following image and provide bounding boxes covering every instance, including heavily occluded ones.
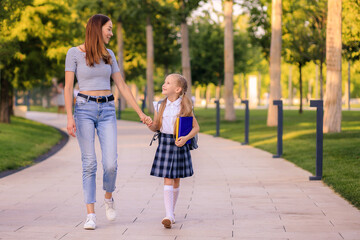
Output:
[64,14,151,230]
[148,73,200,228]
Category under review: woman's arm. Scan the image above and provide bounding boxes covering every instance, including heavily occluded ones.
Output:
[64,71,76,137]
[175,113,200,147]
[112,72,151,124]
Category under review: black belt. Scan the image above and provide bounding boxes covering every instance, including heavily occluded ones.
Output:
[78,93,114,103]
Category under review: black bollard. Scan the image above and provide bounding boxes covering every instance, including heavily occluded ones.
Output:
[15,90,18,106]
[273,100,283,158]
[215,100,220,137]
[26,90,30,111]
[309,100,323,181]
[241,100,249,145]
[117,98,121,120]
[142,85,147,113]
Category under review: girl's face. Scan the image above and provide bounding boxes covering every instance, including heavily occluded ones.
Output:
[102,20,113,44]
[162,76,181,97]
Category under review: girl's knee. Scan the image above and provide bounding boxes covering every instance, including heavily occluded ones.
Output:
[173,178,180,188]
[164,178,173,185]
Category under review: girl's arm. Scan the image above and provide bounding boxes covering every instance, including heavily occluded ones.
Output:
[148,110,159,132]
[64,71,76,137]
[112,72,151,124]
[175,113,200,147]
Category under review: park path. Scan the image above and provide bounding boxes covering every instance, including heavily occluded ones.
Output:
[0,111,359,240]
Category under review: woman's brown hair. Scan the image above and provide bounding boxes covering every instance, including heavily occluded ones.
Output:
[84,14,112,67]
[156,74,193,134]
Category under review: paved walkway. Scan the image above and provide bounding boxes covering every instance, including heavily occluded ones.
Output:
[1,112,359,240]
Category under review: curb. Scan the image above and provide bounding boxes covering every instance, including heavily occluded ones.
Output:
[0,127,69,179]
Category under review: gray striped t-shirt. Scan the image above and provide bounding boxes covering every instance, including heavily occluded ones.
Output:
[65,47,120,91]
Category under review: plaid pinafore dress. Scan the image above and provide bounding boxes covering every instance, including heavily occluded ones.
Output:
[150,99,194,179]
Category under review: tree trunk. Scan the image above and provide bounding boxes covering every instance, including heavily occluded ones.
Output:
[243,75,247,99]
[181,0,192,99]
[288,65,293,105]
[239,73,243,99]
[307,77,312,103]
[267,0,282,126]
[116,19,126,110]
[146,16,154,114]
[299,64,303,113]
[0,77,11,123]
[258,72,262,105]
[195,86,201,106]
[347,60,350,110]
[224,0,236,120]
[315,64,319,99]
[320,60,324,99]
[205,84,211,109]
[216,78,222,100]
[324,0,342,133]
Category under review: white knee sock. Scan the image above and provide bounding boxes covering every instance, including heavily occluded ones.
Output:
[164,185,174,219]
[173,187,180,214]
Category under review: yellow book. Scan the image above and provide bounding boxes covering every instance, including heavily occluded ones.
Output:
[175,117,180,141]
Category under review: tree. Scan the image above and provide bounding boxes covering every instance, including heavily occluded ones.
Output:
[189,15,224,87]
[0,0,31,123]
[282,0,312,113]
[0,0,76,123]
[323,0,342,133]
[307,0,327,100]
[241,0,272,60]
[174,0,203,99]
[342,0,360,109]
[224,0,236,120]
[189,12,264,101]
[267,0,282,126]
[146,14,155,113]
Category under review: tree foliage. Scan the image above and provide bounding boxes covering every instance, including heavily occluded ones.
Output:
[189,13,263,86]
[343,0,360,61]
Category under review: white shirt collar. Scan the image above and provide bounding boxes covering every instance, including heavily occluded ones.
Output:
[166,97,182,106]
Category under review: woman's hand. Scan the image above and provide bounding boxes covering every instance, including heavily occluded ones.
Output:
[175,137,188,147]
[67,117,77,137]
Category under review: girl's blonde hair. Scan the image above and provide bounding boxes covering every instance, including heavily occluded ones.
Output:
[156,74,193,134]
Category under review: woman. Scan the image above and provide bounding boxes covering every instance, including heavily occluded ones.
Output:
[64,14,151,230]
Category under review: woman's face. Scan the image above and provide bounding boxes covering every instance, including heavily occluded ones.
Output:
[102,20,113,44]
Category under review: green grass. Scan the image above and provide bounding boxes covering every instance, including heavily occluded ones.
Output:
[0,116,62,172]
[29,105,65,114]
[119,107,360,209]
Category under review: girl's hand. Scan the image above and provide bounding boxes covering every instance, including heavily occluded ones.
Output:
[67,117,76,137]
[145,116,153,127]
[175,137,187,147]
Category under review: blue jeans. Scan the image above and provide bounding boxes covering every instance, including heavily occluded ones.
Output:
[74,95,117,204]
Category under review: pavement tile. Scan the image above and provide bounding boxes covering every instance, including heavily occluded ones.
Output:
[0,112,359,240]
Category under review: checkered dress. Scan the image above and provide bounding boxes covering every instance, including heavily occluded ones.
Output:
[150,133,194,179]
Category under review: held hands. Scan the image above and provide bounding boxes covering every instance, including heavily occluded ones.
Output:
[140,113,153,127]
[175,136,188,147]
[67,118,76,137]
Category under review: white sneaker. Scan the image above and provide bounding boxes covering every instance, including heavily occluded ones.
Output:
[104,198,116,221]
[83,214,96,230]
